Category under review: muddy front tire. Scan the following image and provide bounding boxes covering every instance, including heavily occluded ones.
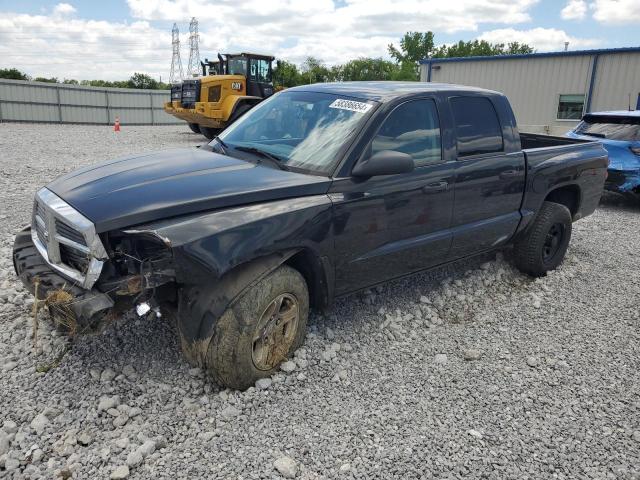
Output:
[179,265,308,390]
[188,123,200,134]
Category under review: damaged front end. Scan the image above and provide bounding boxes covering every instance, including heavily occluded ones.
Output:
[13,188,177,334]
[99,229,177,319]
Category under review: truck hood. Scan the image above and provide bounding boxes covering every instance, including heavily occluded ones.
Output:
[47,148,332,233]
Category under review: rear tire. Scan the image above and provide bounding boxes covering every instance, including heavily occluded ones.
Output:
[200,126,222,140]
[513,201,572,277]
[179,265,308,390]
[188,123,200,134]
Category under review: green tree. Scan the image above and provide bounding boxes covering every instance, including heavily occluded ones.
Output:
[335,58,399,81]
[300,57,331,84]
[127,72,158,89]
[273,60,302,88]
[0,68,29,80]
[63,79,79,84]
[388,32,534,80]
[34,76,59,83]
[505,42,534,54]
[390,61,420,81]
[388,32,435,65]
[433,40,533,58]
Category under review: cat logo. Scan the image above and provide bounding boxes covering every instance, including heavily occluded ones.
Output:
[231,82,242,91]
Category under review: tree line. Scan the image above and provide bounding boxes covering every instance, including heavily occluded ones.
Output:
[0,69,171,90]
[274,32,533,87]
[0,32,533,89]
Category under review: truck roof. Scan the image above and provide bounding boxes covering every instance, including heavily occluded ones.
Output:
[287,81,502,102]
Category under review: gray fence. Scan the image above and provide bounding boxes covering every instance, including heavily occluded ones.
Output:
[0,78,181,125]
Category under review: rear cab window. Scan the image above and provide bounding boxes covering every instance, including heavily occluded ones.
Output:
[450,96,504,157]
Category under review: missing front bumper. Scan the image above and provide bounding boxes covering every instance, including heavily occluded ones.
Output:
[13,228,115,332]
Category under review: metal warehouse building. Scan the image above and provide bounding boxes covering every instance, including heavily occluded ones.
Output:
[420,47,640,135]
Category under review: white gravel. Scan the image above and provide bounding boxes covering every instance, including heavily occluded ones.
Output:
[1,123,639,479]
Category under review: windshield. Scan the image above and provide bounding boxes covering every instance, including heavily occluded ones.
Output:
[218,91,376,175]
[575,115,640,141]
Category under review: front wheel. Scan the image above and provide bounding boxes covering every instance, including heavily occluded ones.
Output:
[188,123,200,134]
[180,265,308,390]
[513,201,572,277]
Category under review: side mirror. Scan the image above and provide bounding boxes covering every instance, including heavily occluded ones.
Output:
[352,150,414,177]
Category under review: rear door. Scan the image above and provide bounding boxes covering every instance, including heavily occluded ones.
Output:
[448,95,526,259]
[331,97,455,294]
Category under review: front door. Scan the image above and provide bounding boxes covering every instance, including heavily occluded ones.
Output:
[247,58,274,98]
[447,95,526,259]
[331,98,455,295]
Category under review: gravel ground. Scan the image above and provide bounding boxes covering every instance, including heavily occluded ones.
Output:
[0,123,639,480]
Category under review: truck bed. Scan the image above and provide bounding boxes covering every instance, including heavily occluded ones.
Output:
[519,132,608,226]
[520,132,592,150]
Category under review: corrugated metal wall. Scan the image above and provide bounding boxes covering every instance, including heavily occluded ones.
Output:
[0,79,181,125]
[421,51,640,136]
[591,52,640,111]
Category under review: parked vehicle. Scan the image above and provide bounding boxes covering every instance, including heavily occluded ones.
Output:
[566,110,640,196]
[13,82,608,389]
[164,52,275,139]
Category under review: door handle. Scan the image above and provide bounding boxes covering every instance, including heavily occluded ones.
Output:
[499,169,520,179]
[422,181,449,193]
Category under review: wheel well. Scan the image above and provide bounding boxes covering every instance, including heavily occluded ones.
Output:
[544,185,581,218]
[230,99,259,119]
[285,249,329,311]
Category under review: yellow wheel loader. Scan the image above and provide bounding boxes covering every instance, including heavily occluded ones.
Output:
[164,53,275,139]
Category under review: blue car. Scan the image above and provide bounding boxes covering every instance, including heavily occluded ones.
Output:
[566,110,640,195]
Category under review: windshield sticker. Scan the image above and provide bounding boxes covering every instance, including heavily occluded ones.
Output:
[329,99,373,114]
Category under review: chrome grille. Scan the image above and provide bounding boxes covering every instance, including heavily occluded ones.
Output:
[31,188,107,289]
[33,201,48,247]
[55,218,87,246]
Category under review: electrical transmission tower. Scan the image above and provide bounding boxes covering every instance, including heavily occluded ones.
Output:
[187,17,200,77]
[169,23,183,84]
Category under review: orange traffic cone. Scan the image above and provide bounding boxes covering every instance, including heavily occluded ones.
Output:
[114,116,121,132]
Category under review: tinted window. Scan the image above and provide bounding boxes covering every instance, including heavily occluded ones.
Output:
[451,96,503,156]
[371,99,442,167]
[557,94,585,120]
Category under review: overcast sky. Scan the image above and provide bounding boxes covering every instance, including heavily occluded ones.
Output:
[0,0,639,81]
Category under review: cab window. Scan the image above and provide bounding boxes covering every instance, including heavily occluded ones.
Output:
[371,99,442,167]
[250,59,272,83]
[451,96,503,156]
[227,57,247,76]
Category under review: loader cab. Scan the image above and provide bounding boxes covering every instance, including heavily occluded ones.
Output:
[224,53,275,99]
[200,59,220,77]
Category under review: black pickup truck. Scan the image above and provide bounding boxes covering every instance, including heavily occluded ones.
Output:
[13,82,607,389]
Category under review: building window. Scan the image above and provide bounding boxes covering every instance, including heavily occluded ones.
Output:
[557,94,585,120]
